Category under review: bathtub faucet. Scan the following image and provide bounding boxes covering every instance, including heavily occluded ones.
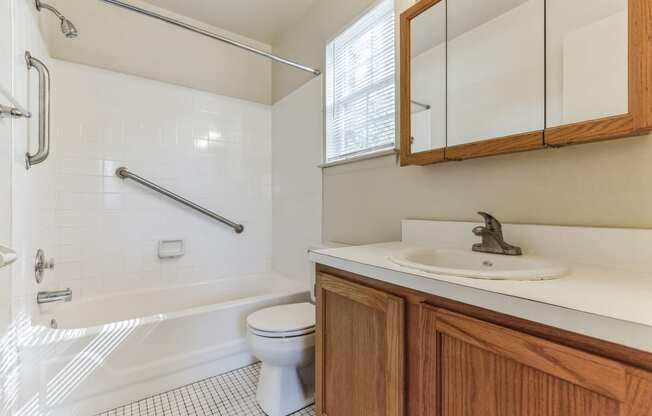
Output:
[37,288,72,304]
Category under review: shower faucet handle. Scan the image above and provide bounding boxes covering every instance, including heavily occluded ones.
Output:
[35,249,55,284]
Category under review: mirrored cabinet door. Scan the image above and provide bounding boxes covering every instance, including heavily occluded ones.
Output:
[546,0,628,128]
[545,0,635,146]
[400,0,447,165]
[409,0,446,155]
[446,0,545,158]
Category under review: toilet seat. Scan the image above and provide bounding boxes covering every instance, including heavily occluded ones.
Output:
[247,303,315,339]
[248,326,315,338]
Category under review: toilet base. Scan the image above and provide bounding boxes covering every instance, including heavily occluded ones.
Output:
[256,362,314,416]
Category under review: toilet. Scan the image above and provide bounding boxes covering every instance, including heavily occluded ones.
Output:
[246,302,316,416]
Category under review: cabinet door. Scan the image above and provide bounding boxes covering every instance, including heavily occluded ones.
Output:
[418,304,652,416]
[400,0,447,166]
[545,0,630,145]
[316,273,405,416]
[445,0,545,160]
[545,0,652,146]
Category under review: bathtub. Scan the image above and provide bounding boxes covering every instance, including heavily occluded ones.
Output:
[18,273,310,416]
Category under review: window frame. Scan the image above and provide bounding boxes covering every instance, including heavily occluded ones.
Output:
[321,0,398,168]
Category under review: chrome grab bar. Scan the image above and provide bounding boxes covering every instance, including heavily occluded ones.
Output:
[25,52,51,169]
[0,84,32,119]
[0,104,31,119]
[116,167,245,234]
[99,0,321,76]
[411,100,431,110]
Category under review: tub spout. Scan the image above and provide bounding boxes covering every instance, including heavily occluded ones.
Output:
[37,288,72,304]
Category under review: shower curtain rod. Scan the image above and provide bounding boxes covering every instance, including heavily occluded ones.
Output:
[99,0,321,76]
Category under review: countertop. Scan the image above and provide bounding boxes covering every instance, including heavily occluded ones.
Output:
[310,242,652,353]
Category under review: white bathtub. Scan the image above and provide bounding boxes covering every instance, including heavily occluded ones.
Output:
[18,274,310,416]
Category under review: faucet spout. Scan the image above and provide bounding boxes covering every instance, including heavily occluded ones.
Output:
[472,213,522,256]
[37,288,72,304]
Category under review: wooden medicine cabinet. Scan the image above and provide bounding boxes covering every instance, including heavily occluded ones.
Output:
[399,0,652,165]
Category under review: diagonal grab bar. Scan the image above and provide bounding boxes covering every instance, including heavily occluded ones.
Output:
[115,167,244,234]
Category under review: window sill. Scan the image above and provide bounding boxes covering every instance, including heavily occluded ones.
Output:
[319,148,398,169]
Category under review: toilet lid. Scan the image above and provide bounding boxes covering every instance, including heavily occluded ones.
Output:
[247,303,315,334]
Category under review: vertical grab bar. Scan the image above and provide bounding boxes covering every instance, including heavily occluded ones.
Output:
[25,51,51,169]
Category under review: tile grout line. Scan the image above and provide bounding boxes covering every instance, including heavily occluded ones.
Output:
[97,362,315,416]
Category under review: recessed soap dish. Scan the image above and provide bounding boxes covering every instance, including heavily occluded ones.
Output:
[158,240,185,259]
[0,245,18,269]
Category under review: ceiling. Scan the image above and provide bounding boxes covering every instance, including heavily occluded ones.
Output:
[42,0,276,104]
[140,0,318,44]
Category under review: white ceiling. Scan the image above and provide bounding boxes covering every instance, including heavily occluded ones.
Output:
[139,0,318,44]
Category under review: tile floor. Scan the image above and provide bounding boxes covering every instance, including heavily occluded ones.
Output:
[97,363,315,416]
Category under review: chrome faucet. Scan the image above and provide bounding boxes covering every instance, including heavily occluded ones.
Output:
[37,288,72,304]
[472,212,522,256]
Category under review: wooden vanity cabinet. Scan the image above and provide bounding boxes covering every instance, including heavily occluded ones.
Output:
[315,272,405,416]
[315,267,652,416]
[419,305,652,416]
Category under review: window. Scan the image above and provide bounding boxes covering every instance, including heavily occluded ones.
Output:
[325,0,396,163]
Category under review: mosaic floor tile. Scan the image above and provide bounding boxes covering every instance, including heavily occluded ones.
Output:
[97,363,314,416]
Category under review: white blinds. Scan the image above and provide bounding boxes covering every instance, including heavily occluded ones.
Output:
[325,0,396,163]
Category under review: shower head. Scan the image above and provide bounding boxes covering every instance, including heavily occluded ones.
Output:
[60,17,78,38]
[35,0,78,38]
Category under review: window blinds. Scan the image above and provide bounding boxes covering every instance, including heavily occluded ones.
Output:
[325,0,396,163]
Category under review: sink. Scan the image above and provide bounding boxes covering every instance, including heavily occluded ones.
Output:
[390,248,567,281]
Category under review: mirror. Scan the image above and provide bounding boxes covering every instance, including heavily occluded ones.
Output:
[546,0,628,127]
[401,0,648,166]
[409,0,446,154]
[402,0,545,161]
[447,0,545,148]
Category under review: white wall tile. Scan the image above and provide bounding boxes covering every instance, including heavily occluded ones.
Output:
[48,60,274,299]
[6,1,59,413]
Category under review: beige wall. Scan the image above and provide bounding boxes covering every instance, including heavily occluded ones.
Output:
[271,0,378,103]
[272,0,652,245]
[323,135,652,244]
[41,0,272,104]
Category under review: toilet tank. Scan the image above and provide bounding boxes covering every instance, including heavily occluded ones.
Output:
[308,242,352,303]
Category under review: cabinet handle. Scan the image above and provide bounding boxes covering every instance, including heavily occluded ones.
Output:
[25,51,51,169]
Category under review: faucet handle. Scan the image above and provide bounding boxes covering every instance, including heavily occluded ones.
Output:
[477,212,502,232]
[34,249,55,284]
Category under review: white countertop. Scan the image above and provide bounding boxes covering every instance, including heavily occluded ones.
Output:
[310,241,652,353]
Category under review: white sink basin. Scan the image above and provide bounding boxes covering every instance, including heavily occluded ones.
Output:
[390,248,567,281]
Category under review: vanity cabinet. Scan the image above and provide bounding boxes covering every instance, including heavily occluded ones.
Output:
[419,305,652,416]
[315,267,652,416]
[315,273,405,416]
[399,0,652,165]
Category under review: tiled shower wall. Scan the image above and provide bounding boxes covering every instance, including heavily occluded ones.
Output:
[4,1,58,414]
[49,60,273,299]
[0,1,15,413]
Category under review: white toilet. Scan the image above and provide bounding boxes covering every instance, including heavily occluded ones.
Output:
[246,302,316,416]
